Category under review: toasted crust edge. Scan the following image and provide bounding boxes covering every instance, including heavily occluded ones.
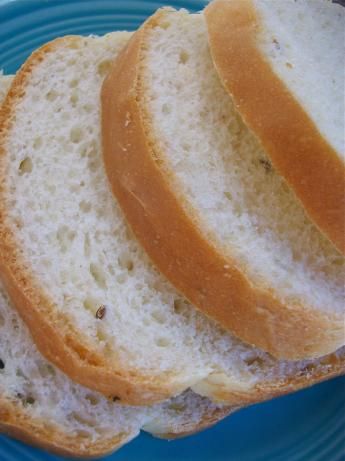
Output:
[101,8,344,360]
[205,0,345,254]
[192,353,345,405]
[152,405,238,440]
[0,397,235,457]
[0,399,136,458]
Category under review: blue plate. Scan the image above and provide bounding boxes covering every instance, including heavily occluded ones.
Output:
[0,1,344,460]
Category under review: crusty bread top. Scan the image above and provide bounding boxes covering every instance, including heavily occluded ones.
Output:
[205,0,345,254]
[102,8,344,360]
[0,73,233,458]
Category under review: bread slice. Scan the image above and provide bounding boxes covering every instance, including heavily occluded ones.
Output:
[102,8,345,360]
[0,282,233,458]
[205,0,345,254]
[0,73,234,459]
[0,32,343,409]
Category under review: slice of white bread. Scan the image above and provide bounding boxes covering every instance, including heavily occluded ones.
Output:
[0,73,233,459]
[205,0,345,254]
[0,282,232,458]
[102,8,345,360]
[0,32,343,409]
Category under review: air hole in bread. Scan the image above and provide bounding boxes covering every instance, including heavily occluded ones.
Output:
[69,78,79,88]
[303,363,318,373]
[96,327,107,342]
[25,396,35,405]
[83,296,100,315]
[85,394,100,406]
[46,90,58,101]
[57,225,76,253]
[18,157,33,175]
[89,143,98,157]
[333,257,344,266]
[116,273,127,284]
[143,317,150,326]
[0,313,4,326]
[159,20,171,29]
[71,412,95,428]
[179,50,189,64]
[16,368,27,379]
[155,337,170,347]
[79,200,92,213]
[33,136,42,149]
[259,158,272,173]
[118,252,134,272]
[224,191,232,201]
[38,363,56,378]
[16,393,35,407]
[162,103,171,114]
[42,257,52,268]
[14,217,23,230]
[107,264,115,276]
[84,233,91,257]
[151,310,167,324]
[88,158,101,172]
[70,91,79,106]
[173,299,185,314]
[83,103,93,113]
[90,263,107,289]
[97,60,112,77]
[244,357,265,368]
[168,402,186,413]
[79,146,88,158]
[272,37,280,50]
[233,203,242,217]
[70,127,83,143]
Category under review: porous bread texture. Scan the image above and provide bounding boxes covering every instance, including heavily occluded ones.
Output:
[0,282,142,444]
[0,73,232,457]
[0,278,231,456]
[144,13,344,313]
[0,32,343,406]
[205,0,345,255]
[255,0,345,156]
[102,8,344,358]
[142,10,344,315]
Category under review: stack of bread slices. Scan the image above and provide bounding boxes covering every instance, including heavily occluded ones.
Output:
[0,0,344,457]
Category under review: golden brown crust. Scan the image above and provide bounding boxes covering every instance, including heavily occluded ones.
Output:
[154,405,239,440]
[0,399,134,458]
[205,0,345,254]
[0,36,188,405]
[101,8,344,360]
[196,351,345,405]
[0,398,235,457]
